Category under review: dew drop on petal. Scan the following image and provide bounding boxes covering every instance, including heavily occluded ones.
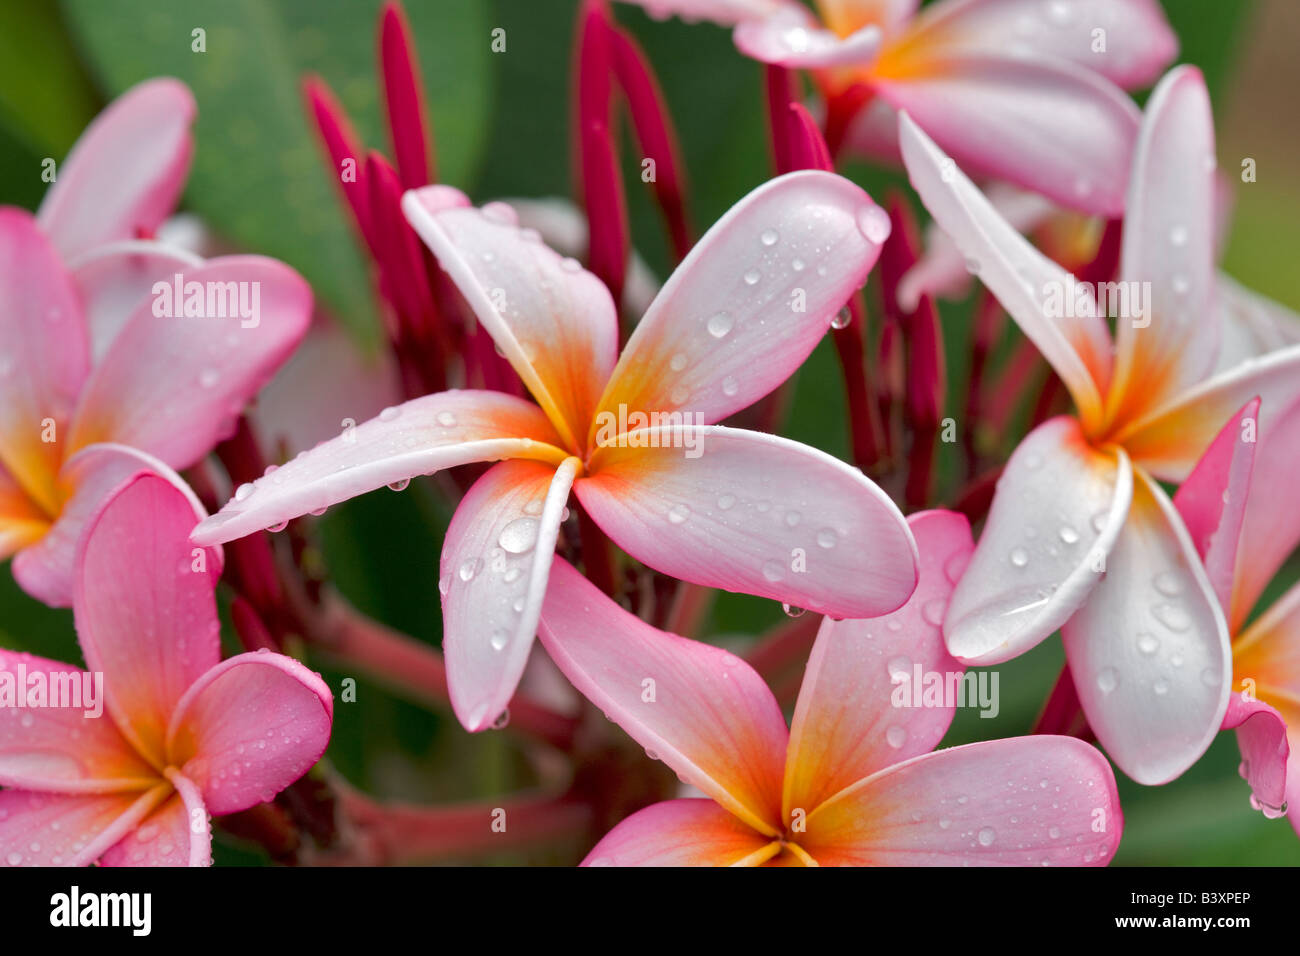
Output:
[978,827,996,847]
[857,205,892,244]
[436,410,457,427]
[717,494,736,511]
[379,405,401,422]
[234,483,255,502]
[1136,632,1159,656]
[490,629,509,652]
[499,517,540,554]
[387,478,411,492]
[816,528,838,549]
[667,504,690,525]
[830,307,852,330]
[1009,547,1029,568]
[760,228,779,246]
[721,376,739,397]
[761,561,783,583]
[706,312,734,338]
[458,558,482,582]
[886,725,907,749]
[1096,667,1119,695]
[669,352,688,371]
[781,603,806,619]
[743,268,761,286]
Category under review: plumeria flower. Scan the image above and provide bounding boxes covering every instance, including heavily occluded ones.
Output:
[1173,399,1299,833]
[898,65,1300,784]
[0,474,332,866]
[538,511,1122,866]
[0,78,313,607]
[191,171,919,732]
[619,0,1177,215]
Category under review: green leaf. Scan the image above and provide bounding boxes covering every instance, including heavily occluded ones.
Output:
[59,0,494,343]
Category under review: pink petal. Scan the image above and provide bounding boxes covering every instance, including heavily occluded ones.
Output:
[99,784,211,867]
[944,416,1132,665]
[578,425,917,619]
[595,171,888,430]
[0,649,156,793]
[735,6,883,68]
[439,459,577,731]
[800,736,1122,865]
[36,78,195,261]
[1215,273,1300,373]
[881,57,1140,217]
[166,652,333,815]
[66,256,312,471]
[1115,344,1300,481]
[402,187,617,452]
[1222,694,1289,820]
[68,240,203,362]
[13,442,215,609]
[379,1,434,189]
[1063,469,1231,785]
[73,474,223,768]
[784,510,973,817]
[1171,399,1259,616]
[613,0,785,26]
[1107,67,1218,428]
[908,0,1176,89]
[191,391,569,546]
[818,0,919,38]
[897,114,1113,426]
[0,459,48,562]
[538,558,788,836]
[0,207,90,517]
[582,798,775,867]
[0,785,168,867]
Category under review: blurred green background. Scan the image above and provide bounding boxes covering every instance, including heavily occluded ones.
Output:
[0,0,1296,864]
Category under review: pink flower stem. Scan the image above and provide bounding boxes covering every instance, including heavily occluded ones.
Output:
[575,502,621,600]
[964,290,1005,478]
[833,291,884,471]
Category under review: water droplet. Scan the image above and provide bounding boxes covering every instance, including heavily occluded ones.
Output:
[499,517,540,554]
[199,368,219,389]
[670,385,689,405]
[458,558,482,582]
[782,603,806,619]
[1200,667,1221,688]
[387,477,411,492]
[717,494,736,511]
[706,312,734,338]
[922,598,948,626]
[761,561,783,583]
[669,352,688,371]
[1153,677,1170,695]
[234,482,255,502]
[1090,512,1108,533]
[1058,525,1079,545]
[1152,602,1191,632]
[743,268,761,286]
[560,257,582,272]
[492,708,511,729]
[791,257,806,272]
[1097,667,1119,694]
[784,510,801,528]
[1009,547,1029,568]
[1152,572,1182,597]
[490,629,509,652]
[963,256,981,275]
[816,528,838,549]
[6,852,21,865]
[830,306,852,330]
[1048,826,1061,839]
[978,827,996,847]
[1172,274,1190,296]
[438,574,451,596]
[379,405,401,422]
[436,410,457,427]
[1136,632,1159,656]
[265,520,288,533]
[503,567,522,584]
[760,228,779,246]
[667,504,690,525]
[1169,224,1189,247]
[310,505,328,516]
[721,376,739,397]
[886,725,908,749]
[938,818,952,830]
[887,656,911,680]
[858,205,892,244]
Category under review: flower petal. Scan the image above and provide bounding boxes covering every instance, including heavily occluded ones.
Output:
[440,458,577,731]
[0,207,90,516]
[1171,399,1258,618]
[190,390,567,546]
[99,785,211,867]
[13,442,214,609]
[735,6,883,68]
[0,785,168,867]
[897,114,1112,426]
[1106,67,1218,429]
[944,416,1132,665]
[613,0,784,27]
[582,798,776,867]
[538,558,788,836]
[402,187,617,452]
[883,56,1140,218]
[579,425,917,618]
[166,652,333,815]
[1222,693,1290,821]
[0,459,49,562]
[66,256,312,470]
[800,736,1121,865]
[594,171,889,431]
[1115,344,1300,481]
[36,78,195,261]
[1062,469,1231,785]
[68,240,203,362]
[905,0,1176,89]
[0,649,155,793]
[816,0,918,38]
[74,474,223,768]
[783,510,972,819]
[1214,273,1300,373]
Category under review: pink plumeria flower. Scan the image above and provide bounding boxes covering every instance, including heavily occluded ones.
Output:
[0,474,333,866]
[898,65,1300,784]
[191,171,919,732]
[1173,399,1299,832]
[620,0,1177,215]
[0,80,314,607]
[538,510,1122,866]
